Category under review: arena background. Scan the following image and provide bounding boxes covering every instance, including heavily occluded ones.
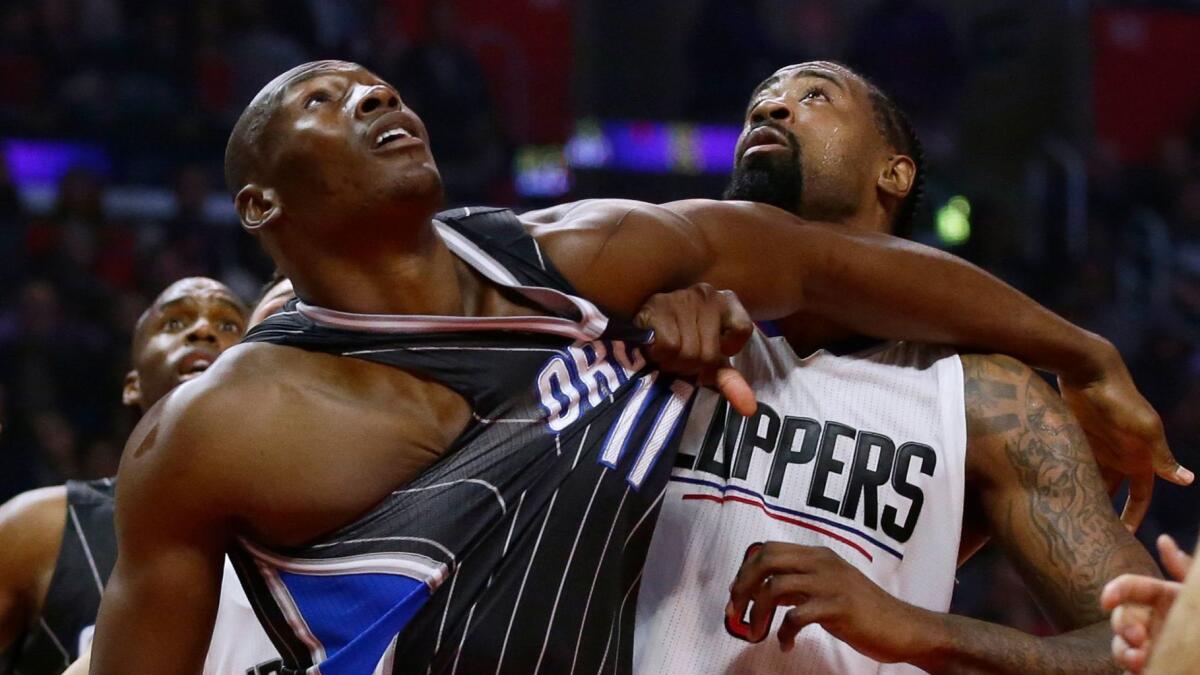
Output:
[1,0,1198,639]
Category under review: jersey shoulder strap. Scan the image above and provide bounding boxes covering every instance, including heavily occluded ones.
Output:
[434,206,577,296]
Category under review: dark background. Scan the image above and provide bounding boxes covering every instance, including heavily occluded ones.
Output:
[1,0,1198,638]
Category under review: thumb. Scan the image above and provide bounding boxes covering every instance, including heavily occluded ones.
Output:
[1153,445,1194,486]
[716,365,757,417]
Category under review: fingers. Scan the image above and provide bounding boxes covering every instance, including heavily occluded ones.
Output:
[716,366,757,417]
[728,544,823,628]
[744,574,817,643]
[1101,574,1182,611]
[777,600,836,652]
[1111,604,1151,648]
[1112,632,1149,674]
[1157,534,1194,582]
[636,285,751,378]
[1120,473,1153,532]
[716,289,753,358]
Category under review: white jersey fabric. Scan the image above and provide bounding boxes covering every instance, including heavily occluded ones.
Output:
[635,332,967,674]
[203,557,281,674]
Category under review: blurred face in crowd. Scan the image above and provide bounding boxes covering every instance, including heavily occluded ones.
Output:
[123,277,248,412]
[248,277,295,327]
[229,60,442,242]
[725,61,912,230]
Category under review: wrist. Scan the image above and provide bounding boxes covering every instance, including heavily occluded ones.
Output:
[903,607,958,674]
[1059,332,1120,388]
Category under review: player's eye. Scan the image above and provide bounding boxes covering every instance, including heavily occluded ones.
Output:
[219,321,242,333]
[305,91,332,108]
[801,86,829,102]
[164,317,185,331]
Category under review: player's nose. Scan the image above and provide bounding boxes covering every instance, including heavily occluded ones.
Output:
[354,85,401,120]
[186,318,217,343]
[749,97,790,124]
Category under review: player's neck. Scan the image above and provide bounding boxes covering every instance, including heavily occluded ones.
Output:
[288,221,472,317]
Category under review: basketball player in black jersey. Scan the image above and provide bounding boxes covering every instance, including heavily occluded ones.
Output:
[700,62,1162,672]
[92,60,1175,674]
[0,277,247,675]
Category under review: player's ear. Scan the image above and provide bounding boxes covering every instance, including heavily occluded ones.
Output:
[235,184,283,233]
[878,155,915,203]
[122,369,142,409]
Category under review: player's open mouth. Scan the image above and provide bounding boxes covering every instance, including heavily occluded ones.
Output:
[742,125,790,157]
[370,121,423,154]
[178,350,217,380]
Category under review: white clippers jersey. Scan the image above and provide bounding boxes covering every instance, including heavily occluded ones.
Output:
[635,332,967,674]
[203,557,281,675]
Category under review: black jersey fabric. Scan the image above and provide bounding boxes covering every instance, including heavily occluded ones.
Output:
[232,207,696,675]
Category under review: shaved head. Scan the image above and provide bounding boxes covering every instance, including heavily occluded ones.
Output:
[223,60,365,196]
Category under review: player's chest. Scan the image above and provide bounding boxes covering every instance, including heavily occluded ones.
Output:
[664,387,955,565]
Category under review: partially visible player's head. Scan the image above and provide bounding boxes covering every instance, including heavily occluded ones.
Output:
[123,278,249,412]
[725,61,922,235]
[224,60,442,273]
[248,271,296,327]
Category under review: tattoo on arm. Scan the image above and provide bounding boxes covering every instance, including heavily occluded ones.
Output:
[963,353,1156,628]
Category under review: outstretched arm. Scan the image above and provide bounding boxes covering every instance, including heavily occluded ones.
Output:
[0,487,66,668]
[526,198,1187,523]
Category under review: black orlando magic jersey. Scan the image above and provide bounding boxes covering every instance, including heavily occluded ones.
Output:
[233,207,696,675]
[3,479,116,675]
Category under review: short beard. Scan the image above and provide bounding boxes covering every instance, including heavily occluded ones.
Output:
[722,139,803,215]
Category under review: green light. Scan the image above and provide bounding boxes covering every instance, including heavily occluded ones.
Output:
[936,195,971,246]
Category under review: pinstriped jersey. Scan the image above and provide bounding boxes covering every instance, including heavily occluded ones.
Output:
[634,333,967,674]
[233,207,697,675]
[3,479,116,675]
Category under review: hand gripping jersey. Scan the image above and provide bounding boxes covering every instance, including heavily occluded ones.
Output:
[2,479,279,675]
[233,208,697,675]
[634,332,966,674]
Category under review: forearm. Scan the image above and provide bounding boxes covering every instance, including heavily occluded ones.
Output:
[913,611,1117,675]
[1145,553,1200,675]
[793,228,1115,385]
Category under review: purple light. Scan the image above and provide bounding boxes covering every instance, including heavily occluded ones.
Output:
[566,120,740,175]
[3,139,112,187]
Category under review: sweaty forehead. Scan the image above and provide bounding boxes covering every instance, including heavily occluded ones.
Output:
[253,60,376,111]
[154,281,243,315]
[754,62,863,99]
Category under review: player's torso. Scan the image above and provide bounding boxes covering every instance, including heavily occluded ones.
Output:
[635,332,967,675]
[232,208,691,675]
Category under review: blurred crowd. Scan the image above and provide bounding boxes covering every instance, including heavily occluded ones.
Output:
[1,0,1199,642]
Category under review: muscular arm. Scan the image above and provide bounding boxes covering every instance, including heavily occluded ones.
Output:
[914,354,1160,674]
[91,392,234,675]
[527,199,1116,383]
[0,487,66,667]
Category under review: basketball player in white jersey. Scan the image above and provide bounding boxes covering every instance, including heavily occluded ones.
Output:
[0,277,282,675]
[634,62,1163,673]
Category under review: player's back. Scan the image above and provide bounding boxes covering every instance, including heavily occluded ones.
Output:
[635,330,967,674]
[230,207,696,674]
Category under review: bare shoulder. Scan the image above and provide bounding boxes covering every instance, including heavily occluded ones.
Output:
[116,343,307,515]
[0,485,68,568]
